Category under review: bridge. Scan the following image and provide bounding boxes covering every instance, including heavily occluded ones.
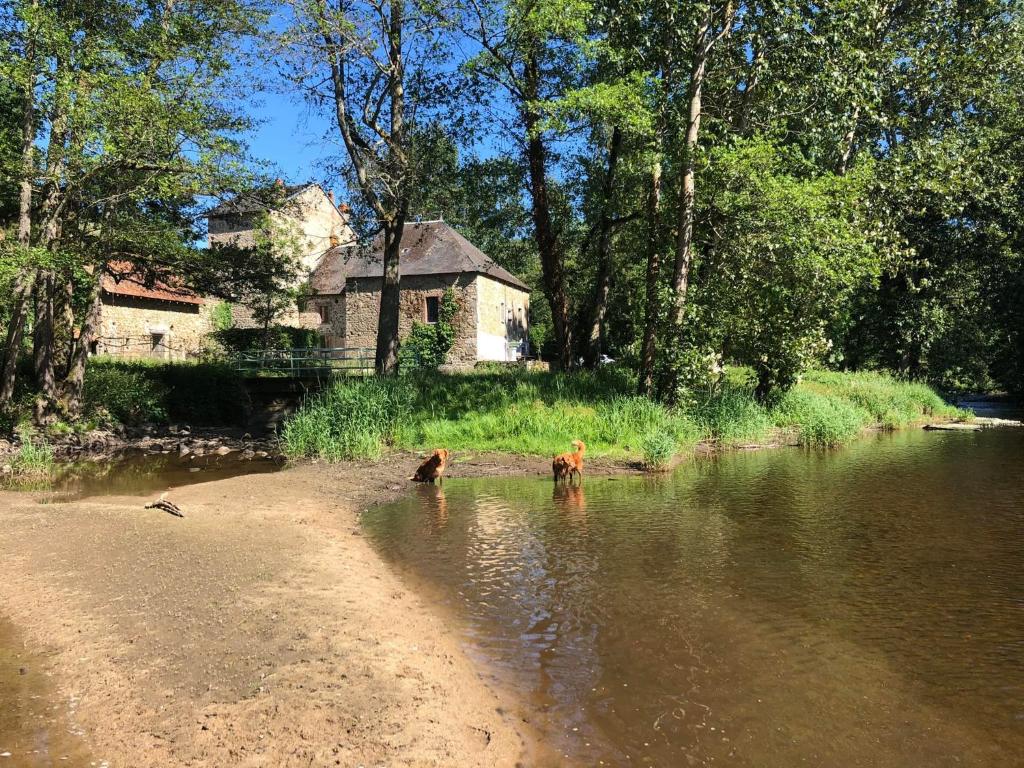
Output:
[231,347,375,378]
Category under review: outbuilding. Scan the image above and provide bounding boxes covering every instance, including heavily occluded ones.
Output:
[309,220,531,368]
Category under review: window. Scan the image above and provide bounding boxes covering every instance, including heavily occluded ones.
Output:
[425,296,440,324]
[319,303,331,323]
[150,333,166,359]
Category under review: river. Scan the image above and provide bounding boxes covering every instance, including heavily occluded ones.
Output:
[362,428,1024,767]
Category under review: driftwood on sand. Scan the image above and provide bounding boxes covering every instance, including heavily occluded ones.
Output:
[145,493,184,518]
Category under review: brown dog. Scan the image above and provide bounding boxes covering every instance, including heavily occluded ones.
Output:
[410,449,450,483]
[552,440,586,484]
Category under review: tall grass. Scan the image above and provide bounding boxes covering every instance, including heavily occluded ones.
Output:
[281,377,414,460]
[9,429,55,478]
[280,367,965,461]
[282,369,701,461]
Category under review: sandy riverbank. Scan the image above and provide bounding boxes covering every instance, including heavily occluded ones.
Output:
[0,453,620,767]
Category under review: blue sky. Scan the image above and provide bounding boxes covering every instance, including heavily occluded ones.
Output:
[244,88,343,195]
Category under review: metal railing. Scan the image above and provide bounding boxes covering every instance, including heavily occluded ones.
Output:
[232,347,375,377]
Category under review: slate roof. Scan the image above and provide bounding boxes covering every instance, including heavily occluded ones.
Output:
[205,183,317,217]
[310,221,529,293]
[101,261,204,305]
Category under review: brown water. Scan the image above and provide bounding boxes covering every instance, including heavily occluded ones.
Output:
[0,620,93,765]
[1,450,282,500]
[362,428,1024,767]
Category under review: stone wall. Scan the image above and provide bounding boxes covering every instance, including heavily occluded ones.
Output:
[344,273,479,369]
[475,276,530,361]
[96,295,215,360]
[208,186,357,332]
[207,186,355,278]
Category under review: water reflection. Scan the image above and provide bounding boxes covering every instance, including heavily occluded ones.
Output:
[363,429,1024,767]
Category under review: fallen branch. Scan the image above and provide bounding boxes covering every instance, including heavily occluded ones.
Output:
[145,492,184,518]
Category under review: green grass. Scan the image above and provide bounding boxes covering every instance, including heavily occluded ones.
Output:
[9,429,55,478]
[259,367,973,462]
[282,369,702,462]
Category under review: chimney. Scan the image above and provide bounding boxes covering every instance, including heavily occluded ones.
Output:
[339,203,350,214]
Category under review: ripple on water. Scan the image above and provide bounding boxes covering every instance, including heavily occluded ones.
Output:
[364,428,1024,768]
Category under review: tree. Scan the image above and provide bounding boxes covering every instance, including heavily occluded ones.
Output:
[0,0,264,418]
[699,139,882,402]
[281,0,450,375]
[453,0,593,370]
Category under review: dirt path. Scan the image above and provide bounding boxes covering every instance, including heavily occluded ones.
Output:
[0,455,576,767]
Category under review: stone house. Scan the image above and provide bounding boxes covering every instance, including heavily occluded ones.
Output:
[309,220,531,368]
[95,261,215,360]
[94,182,354,360]
[205,182,356,330]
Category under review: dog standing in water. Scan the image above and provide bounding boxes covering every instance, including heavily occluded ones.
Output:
[552,440,586,484]
[411,449,450,483]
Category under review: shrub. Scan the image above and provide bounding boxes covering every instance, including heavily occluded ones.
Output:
[773,389,870,447]
[211,326,322,353]
[398,289,459,369]
[83,359,249,426]
[690,383,774,444]
[641,430,677,470]
[83,364,169,424]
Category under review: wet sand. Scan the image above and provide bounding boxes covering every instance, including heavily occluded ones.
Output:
[0,454,585,767]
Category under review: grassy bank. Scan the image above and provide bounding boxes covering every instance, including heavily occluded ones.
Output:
[281,367,967,464]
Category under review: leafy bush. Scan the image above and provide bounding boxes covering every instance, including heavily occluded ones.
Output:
[398,289,459,369]
[83,364,170,424]
[211,301,235,331]
[83,359,249,426]
[690,383,774,444]
[211,326,322,353]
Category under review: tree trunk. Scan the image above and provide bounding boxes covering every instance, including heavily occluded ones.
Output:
[584,126,623,368]
[60,276,102,417]
[666,7,715,336]
[0,23,38,406]
[523,53,572,370]
[638,161,663,396]
[837,103,861,175]
[373,0,406,377]
[32,272,56,420]
[375,218,405,375]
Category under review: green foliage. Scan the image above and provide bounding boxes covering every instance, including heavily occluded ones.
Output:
[211,302,234,332]
[284,368,701,461]
[691,384,775,445]
[696,139,883,403]
[211,326,322,353]
[281,378,415,461]
[641,430,677,471]
[10,429,55,478]
[83,364,170,425]
[773,389,869,448]
[82,359,248,426]
[281,369,962,460]
[398,288,459,369]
